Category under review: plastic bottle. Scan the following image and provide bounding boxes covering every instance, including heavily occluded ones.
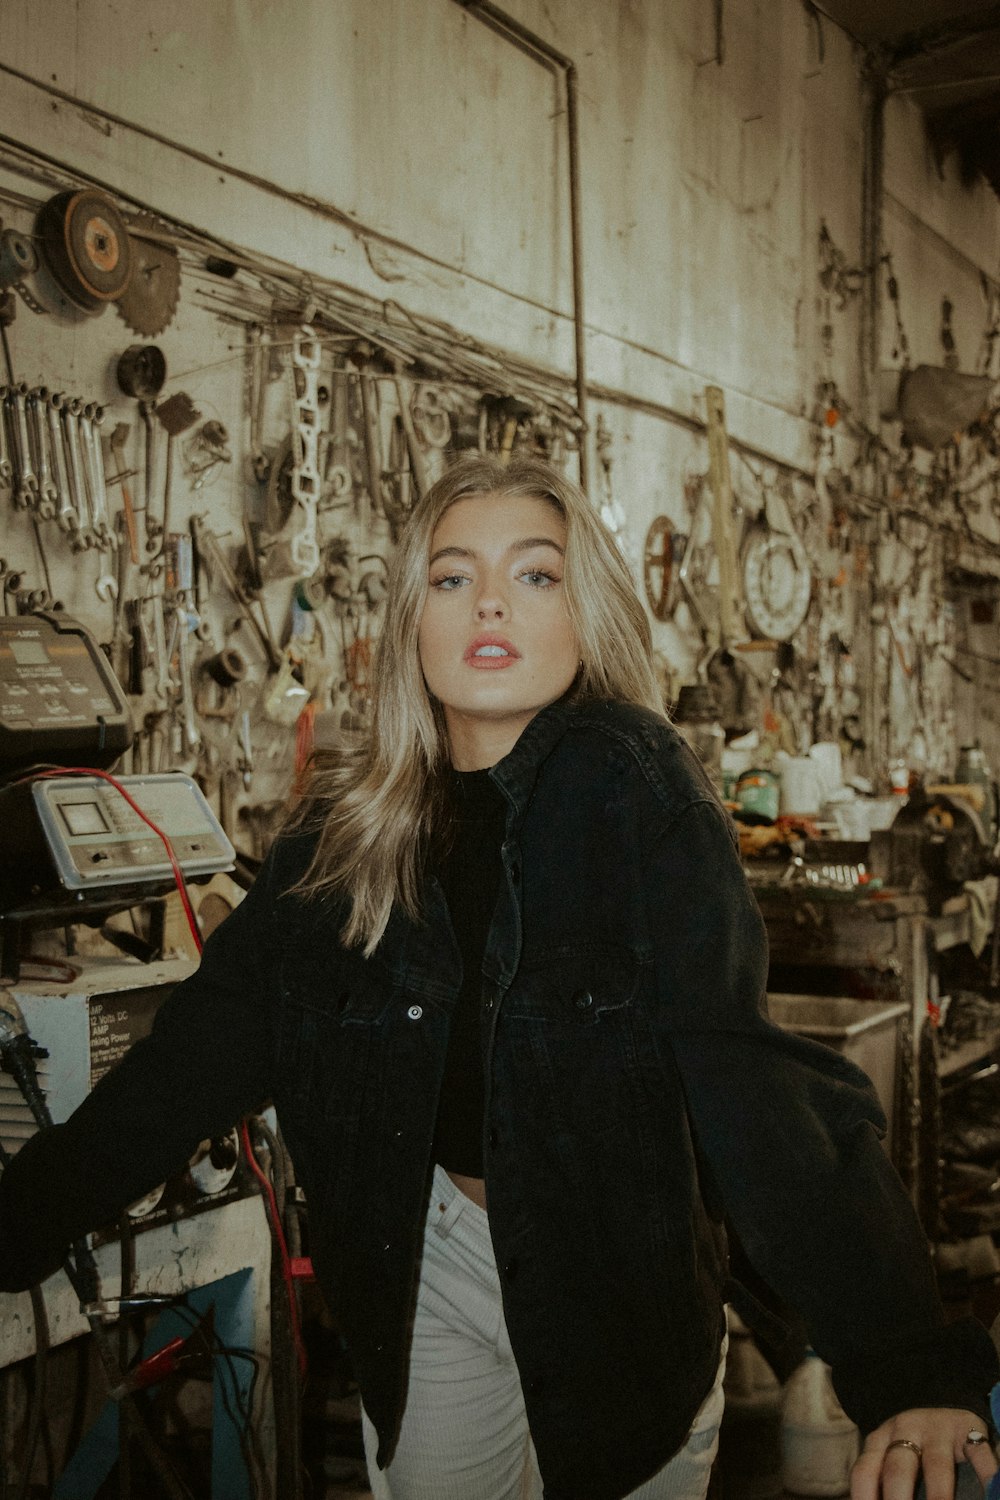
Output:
[781,1350,859,1497]
[718,1310,784,1500]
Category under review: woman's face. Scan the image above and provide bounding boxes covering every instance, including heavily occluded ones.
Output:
[418,492,580,769]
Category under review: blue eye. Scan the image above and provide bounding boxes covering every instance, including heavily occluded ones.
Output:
[519,569,558,587]
[431,573,469,590]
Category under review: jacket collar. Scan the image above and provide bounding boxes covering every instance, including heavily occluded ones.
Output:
[485,695,590,815]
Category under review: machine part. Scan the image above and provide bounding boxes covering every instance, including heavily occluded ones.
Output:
[643,516,685,622]
[35,188,133,311]
[287,326,322,577]
[47,391,80,539]
[0,611,132,771]
[7,384,39,511]
[26,388,58,520]
[0,227,38,292]
[7,772,233,899]
[187,1130,240,1196]
[115,342,167,401]
[203,646,248,689]
[741,524,813,641]
[411,384,452,448]
[115,215,181,336]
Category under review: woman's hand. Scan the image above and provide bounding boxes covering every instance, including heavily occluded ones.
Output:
[851,1408,998,1498]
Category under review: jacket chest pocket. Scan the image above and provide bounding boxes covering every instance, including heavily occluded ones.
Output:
[504,945,639,1025]
[277,956,394,1128]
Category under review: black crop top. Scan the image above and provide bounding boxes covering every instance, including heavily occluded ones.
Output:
[432,767,506,1177]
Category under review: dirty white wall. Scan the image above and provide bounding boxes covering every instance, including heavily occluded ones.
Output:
[1,0,999,815]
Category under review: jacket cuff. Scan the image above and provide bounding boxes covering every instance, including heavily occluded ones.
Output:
[831,1317,999,1435]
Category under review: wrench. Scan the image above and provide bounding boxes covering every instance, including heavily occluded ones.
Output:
[46,393,81,540]
[61,397,95,549]
[80,403,113,549]
[174,602,201,753]
[26,389,57,520]
[0,388,11,489]
[9,385,38,511]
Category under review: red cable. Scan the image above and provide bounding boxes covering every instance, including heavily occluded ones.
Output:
[240,1119,308,1378]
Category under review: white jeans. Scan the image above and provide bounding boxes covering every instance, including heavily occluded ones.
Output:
[362,1163,725,1500]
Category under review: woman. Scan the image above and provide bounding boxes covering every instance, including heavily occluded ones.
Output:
[0,455,997,1500]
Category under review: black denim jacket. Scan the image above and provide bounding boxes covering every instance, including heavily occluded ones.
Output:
[0,699,996,1500]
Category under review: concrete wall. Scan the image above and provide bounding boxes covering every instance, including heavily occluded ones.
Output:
[1,0,998,811]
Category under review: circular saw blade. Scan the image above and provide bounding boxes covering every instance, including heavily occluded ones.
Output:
[115,213,181,336]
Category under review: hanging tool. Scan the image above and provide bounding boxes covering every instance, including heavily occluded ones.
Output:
[60,397,95,549]
[6,384,38,511]
[390,358,429,500]
[115,214,181,335]
[46,392,81,541]
[26,388,58,520]
[350,342,384,531]
[80,403,114,548]
[150,391,200,555]
[191,515,281,672]
[115,344,167,547]
[0,385,11,490]
[108,422,140,563]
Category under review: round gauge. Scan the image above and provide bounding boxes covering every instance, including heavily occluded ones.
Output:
[643,516,686,622]
[741,527,812,641]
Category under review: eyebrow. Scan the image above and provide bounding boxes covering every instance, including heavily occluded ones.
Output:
[428,537,566,565]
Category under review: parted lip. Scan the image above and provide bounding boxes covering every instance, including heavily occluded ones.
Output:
[464,634,520,662]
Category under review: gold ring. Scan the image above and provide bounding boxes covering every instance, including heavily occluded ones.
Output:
[886,1438,923,1460]
[966,1429,990,1447]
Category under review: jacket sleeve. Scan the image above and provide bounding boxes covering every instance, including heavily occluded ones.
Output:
[644,796,999,1433]
[0,840,287,1292]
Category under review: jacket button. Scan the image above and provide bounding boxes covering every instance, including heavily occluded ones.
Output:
[484,995,495,1012]
[407,1005,423,1021]
[572,990,594,1010]
[503,1258,518,1282]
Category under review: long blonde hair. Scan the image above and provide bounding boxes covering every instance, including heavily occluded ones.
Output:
[292,454,663,952]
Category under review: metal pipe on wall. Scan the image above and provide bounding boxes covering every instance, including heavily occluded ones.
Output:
[456,1,591,492]
[857,54,888,783]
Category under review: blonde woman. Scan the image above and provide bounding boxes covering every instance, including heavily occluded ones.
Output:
[0,456,997,1500]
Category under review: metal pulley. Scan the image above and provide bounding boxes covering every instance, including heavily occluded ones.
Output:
[35,188,133,311]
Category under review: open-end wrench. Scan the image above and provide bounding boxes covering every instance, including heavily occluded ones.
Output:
[47,393,80,541]
[9,385,38,511]
[61,397,95,549]
[190,515,281,671]
[26,389,57,520]
[0,388,11,489]
[80,403,113,549]
[174,602,201,753]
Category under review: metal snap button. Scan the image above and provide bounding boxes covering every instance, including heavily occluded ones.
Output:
[407,1004,423,1020]
[572,990,594,1010]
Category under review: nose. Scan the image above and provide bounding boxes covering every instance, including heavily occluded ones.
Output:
[475,578,509,620]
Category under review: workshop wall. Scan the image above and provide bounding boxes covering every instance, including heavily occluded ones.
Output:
[1,0,999,848]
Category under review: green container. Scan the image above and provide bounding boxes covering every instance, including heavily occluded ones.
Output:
[735,768,780,824]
